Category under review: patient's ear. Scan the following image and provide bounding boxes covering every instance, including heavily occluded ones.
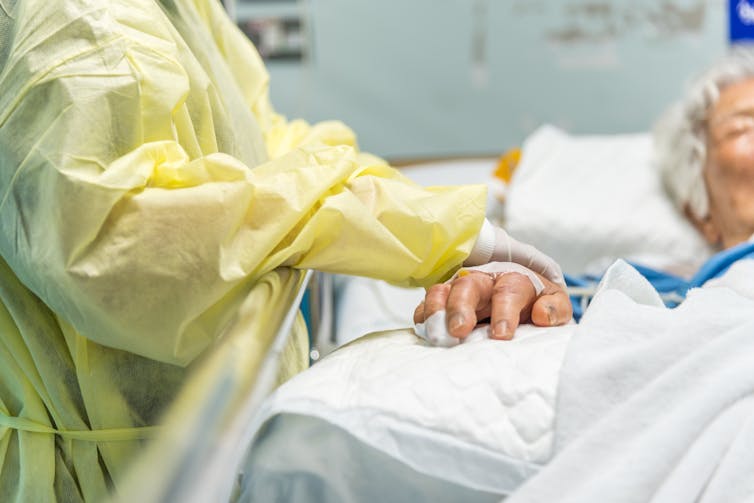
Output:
[684,204,721,246]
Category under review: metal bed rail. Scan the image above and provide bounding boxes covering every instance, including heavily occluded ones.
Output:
[112,268,313,503]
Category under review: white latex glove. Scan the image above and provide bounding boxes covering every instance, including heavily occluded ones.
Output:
[465,219,565,287]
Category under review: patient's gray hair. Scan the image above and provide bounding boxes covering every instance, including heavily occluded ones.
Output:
[653,47,754,220]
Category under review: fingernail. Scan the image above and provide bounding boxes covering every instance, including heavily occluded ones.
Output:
[546,304,557,326]
[495,320,511,339]
[448,313,465,333]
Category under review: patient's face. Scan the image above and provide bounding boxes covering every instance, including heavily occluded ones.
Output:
[704,77,754,248]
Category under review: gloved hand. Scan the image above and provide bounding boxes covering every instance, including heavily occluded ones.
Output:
[464,219,565,287]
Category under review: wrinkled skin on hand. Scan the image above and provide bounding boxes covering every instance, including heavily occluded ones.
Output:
[413,270,572,341]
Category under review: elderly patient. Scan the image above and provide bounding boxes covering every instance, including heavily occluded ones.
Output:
[415,47,754,340]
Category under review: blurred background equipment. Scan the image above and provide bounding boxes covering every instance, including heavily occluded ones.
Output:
[232,0,727,161]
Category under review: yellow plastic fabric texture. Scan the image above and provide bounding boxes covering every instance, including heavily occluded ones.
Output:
[0,0,485,367]
[0,0,486,500]
[112,268,310,503]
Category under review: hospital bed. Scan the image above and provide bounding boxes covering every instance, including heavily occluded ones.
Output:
[232,125,725,501]
[328,125,712,349]
[223,126,728,502]
[113,125,721,502]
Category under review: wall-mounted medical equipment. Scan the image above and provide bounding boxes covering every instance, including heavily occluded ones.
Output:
[731,0,754,43]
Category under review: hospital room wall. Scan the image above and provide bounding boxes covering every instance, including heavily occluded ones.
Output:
[257,0,727,160]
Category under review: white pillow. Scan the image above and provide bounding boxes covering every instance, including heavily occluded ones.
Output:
[504,125,713,276]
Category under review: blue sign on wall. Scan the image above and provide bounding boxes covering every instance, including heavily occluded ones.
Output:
[731,0,754,42]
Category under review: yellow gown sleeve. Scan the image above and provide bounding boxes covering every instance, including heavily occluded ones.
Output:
[0,0,486,366]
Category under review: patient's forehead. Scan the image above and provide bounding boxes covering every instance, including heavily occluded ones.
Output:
[709,77,754,123]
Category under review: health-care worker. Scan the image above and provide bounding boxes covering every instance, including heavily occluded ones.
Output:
[0,0,570,500]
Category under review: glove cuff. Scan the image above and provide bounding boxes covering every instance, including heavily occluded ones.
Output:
[464,218,495,266]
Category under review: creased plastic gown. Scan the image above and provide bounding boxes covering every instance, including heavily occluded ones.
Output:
[0,0,486,500]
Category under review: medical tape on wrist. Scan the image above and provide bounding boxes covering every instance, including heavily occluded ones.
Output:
[450,262,545,295]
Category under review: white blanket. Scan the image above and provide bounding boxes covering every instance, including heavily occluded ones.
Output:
[241,325,571,501]
[241,260,754,502]
[508,259,754,502]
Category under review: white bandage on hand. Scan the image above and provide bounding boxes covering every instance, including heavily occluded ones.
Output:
[414,262,546,347]
[414,311,491,347]
[465,219,565,287]
[414,311,459,347]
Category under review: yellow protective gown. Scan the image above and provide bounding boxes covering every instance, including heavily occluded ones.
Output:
[0,0,487,500]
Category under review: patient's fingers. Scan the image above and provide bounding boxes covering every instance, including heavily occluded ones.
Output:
[488,272,537,340]
[414,267,572,342]
[444,272,494,338]
[413,301,425,324]
[530,281,572,327]
[414,283,451,324]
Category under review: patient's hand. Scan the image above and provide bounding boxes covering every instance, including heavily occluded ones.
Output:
[413,264,572,340]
